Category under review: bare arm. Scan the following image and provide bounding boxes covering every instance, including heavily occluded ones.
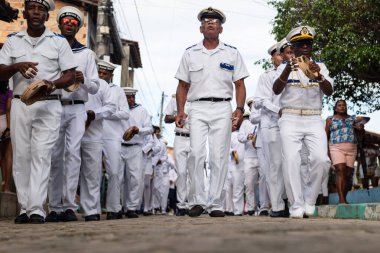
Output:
[164,115,176,124]
[52,68,76,89]
[0,62,39,80]
[175,80,190,128]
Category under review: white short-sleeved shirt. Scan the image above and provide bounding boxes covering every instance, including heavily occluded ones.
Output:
[164,97,190,134]
[275,60,334,110]
[0,29,77,96]
[175,41,249,101]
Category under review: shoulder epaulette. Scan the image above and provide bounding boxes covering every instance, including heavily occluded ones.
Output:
[53,32,65,38]
[315,59,325,63]
[7,32,18,38]
[186,44,197,50]
[224,43,237,49]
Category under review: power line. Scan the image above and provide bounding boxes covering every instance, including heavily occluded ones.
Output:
[133,0,164,93]
[115,0,133,39]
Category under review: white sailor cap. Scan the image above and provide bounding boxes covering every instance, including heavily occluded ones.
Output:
[246,97,254,107]
[98,60,116,72]
[277,37,292,53]
[286,25,316,42]
[56,6,85,28]
[267,42,279,56]
[197,7,226,24]
[123,87,138,95]
[25,0,55,11]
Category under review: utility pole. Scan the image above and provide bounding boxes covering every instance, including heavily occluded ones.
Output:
[96,0,111,60]
[159,92,165,131]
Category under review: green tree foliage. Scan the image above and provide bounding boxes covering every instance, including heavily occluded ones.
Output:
[268,0,380,112]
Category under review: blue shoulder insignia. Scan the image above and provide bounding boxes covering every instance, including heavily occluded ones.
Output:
[315,59,325,63]
[53,32,65,38]
[7,32,18,38]
[185,44,197,50]
[224,43,237,49]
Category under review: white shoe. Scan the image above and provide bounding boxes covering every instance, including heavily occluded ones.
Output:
[305,203,315,217]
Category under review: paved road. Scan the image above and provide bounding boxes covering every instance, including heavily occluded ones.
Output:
[0,215,379,253]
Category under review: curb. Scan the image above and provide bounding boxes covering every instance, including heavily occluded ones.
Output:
[315,203,380,220]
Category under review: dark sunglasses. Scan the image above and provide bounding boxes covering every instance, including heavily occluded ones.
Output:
[62,18,79,26]
[292,40,313,48]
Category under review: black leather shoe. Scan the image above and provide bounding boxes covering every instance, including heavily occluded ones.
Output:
[45,211,60,222]
[117,211,123,219]
[259,210,269,216]
[247,210,255,216]
[270,210,288,218]
[62,209,78,222]
[29,214,45,224]
[85,214,100,222]
[224,211,234,216]
[209,210,225,217]
[143,210,153,216]
[176,208,188,216]
[106,212,118,220]
[284,199,290,217]
[14,213,29,224]
[188,205,204,217]
[126,210,139,218]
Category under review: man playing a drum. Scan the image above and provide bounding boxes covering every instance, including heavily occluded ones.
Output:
[273,25,333,218]
[0,0,76,224]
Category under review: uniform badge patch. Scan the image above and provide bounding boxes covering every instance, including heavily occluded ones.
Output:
[220,62,234,71]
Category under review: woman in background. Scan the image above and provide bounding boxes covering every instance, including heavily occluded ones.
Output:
[0,80,13,192]
[325,99,364,204]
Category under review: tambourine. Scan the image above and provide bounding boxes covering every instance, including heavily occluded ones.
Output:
[21,80,50,105]
[296,55,319,79]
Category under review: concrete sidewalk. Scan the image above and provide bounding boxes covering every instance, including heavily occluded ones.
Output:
[316,203,380,220]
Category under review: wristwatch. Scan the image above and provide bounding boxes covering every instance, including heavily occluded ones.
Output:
[236,106,245,114]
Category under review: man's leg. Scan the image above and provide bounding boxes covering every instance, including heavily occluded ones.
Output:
[174,135,190,210]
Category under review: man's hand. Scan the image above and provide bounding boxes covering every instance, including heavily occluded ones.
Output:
[175,111,187,128]
[16,62,39,79]
[309,61,321,74]
[231,109,243,128]
[75,70,84,83]
[247,133,254,140]
[85,110,96,128]
[43,80,56,94]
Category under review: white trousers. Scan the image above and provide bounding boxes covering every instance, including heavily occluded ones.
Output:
[173,135,190,209]
[121,144,144,211]
[160,173,170,213]
[256,147,270,211]
[151,166,163,209]
[222,174,233,213]
[187,101,232,211]
[228,162,245,215]
[102,139,123,212]
[278,114,330,216]
[261,126,286,211]
[11,99,62,217]
[244,157,260,212]
[142,155,153,211]
[49,104,86,212]
[80,141,102,216]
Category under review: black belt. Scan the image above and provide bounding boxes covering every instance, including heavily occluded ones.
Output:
[195,97,231,102]
[121,143,139,147]
[61,100,85,106]
[175,132,190,137]
[14,94,61,101]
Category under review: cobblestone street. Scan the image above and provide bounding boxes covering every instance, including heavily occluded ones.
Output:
[1,215,379,253]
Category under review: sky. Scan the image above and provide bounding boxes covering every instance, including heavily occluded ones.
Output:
[112,0,380,145]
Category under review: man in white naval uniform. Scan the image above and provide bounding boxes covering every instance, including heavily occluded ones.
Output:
[238,110,260,216]
[175,7,248,217]
[47,6,100,222]
[0,0,76,224]
[273,26,333,218]
[121,87,153,218]
[164,94,191,216]
[249,98,270,216]
[142,133,161,215]
[253,42,288,217]
[98,60,130,220]
[79,77,116,221]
